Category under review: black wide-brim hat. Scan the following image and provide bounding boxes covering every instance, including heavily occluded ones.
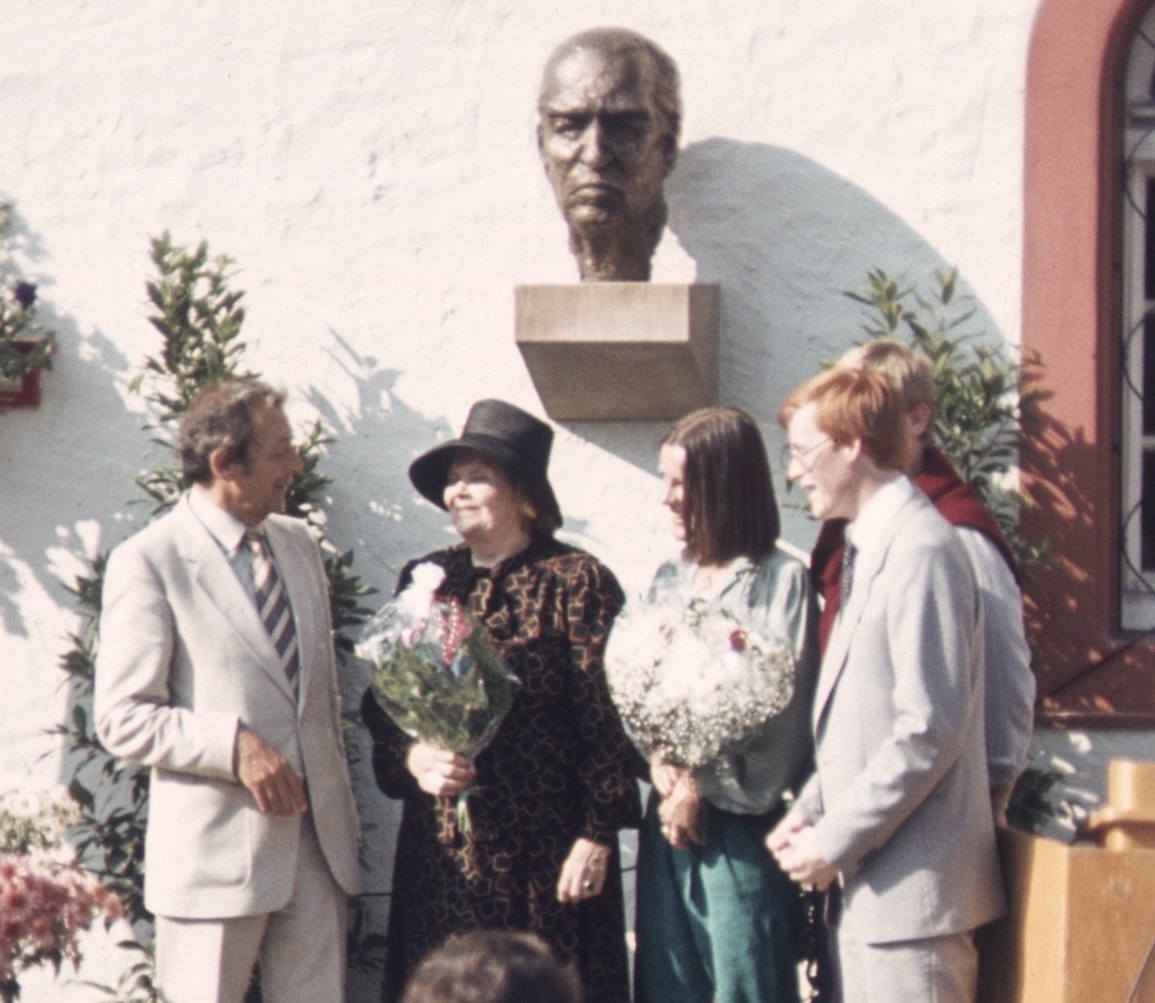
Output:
[408,399,563,529]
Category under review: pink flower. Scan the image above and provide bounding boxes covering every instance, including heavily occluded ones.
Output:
[0,850,122,991]
[399,623,425,648]
[437,598,473,666]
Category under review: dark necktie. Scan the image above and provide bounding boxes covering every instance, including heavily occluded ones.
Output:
[245,530,300,697]
[840,541,858,610]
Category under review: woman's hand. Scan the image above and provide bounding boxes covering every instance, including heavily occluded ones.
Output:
[556,837,612,903]
[658,773,705,850]
[405,741,476,796]
[650,757,684,799]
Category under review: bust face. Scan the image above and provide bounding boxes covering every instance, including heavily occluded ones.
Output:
[537,45,674,238]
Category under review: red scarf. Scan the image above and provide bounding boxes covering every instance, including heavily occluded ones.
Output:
[810,446,1019,654]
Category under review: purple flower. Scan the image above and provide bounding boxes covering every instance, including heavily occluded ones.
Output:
[12,281,37,310]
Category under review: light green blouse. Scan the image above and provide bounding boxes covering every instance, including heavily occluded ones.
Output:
[648,546,819,815]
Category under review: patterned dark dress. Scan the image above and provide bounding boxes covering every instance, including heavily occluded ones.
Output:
[362,535,640,1003]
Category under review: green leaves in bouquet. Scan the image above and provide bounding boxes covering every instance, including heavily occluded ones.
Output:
[371,634,514,756]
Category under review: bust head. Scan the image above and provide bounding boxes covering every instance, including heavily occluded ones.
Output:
[537,28,681,281]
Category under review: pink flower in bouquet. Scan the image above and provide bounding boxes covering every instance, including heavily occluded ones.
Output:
[436,598,473,666]
[359,562,517,757]
[0,852,123,987]
[0,784,124,1000]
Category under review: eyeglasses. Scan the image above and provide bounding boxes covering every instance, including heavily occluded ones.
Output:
[781,436,833,473]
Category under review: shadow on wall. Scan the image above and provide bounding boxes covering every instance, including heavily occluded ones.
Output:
[561,137,1011,551]
[304,334,453,594]
[0,204,141,641]
[1024,412,1129,714]
[301,337,465,993]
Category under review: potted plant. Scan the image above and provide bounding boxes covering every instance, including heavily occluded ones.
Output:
[0,201,55,407]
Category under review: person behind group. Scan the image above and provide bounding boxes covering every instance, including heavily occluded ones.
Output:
[95,378,360,1003]
[361,399,639,1003]
[767,367,1004,1003]
[400,931,584,1003]
[810,338,1034,820]
[632,406,819,1003]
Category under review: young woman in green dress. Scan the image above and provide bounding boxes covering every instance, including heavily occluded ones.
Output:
[634,406,820,1003]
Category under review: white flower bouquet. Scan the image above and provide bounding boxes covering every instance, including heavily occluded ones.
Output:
[358,563,517,760]
[0,784,79,856]
[605,594,796,771]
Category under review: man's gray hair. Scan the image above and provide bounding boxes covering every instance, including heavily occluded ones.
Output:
[539,27,682,151]
[179,378,286,484]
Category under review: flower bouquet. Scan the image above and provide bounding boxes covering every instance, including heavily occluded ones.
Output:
[358,563,517,829]
[605,594,796,771]
[0,782,124,1003]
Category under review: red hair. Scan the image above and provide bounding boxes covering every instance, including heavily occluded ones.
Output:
[778,367,909,472]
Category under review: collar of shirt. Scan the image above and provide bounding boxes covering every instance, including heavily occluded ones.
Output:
[676,553,755,601]
[845,474,913,568]
[188,485,251,557]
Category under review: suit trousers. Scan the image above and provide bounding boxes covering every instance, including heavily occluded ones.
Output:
[155,812,348,1003]
[834,924,977,1003]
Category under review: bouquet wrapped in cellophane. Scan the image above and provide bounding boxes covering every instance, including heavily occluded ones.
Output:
[605,591,796,772]
[358,563,517,836]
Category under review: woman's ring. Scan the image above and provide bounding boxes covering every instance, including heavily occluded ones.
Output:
[583,879,595,891]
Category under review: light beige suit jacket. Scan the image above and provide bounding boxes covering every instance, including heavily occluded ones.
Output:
[797,482,1005,945]
[95,493,360,918]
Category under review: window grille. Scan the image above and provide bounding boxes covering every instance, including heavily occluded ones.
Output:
[1121,5,1155,628]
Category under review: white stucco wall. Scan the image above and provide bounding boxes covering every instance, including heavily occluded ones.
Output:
[0,0,1050,997]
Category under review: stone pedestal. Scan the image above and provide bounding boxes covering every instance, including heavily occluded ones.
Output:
[515,283,719,421]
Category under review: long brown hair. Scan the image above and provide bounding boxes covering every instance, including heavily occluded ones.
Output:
[661,406,780,565]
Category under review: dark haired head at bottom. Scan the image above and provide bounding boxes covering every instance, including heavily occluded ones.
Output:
[400,930,584,1003]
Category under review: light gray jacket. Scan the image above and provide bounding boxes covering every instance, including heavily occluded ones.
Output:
[95,494,360,918]
[797,480,1005,945]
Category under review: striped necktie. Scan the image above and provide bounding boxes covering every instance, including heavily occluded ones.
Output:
[245,529,300,697]
[840,541,858,610]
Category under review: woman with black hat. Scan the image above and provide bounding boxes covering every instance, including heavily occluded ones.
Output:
[362,400,639,1003]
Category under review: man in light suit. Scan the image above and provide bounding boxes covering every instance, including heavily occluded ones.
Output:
[96,378,360,1003]
[810,340,1034,824]
[767,367,1005,1003]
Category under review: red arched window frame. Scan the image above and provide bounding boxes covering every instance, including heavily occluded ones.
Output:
[1023,0,1155,723]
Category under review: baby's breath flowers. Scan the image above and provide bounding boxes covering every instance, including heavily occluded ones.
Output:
[605,597,795,771]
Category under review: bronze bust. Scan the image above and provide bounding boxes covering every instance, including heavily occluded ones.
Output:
[537,28,681,282]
